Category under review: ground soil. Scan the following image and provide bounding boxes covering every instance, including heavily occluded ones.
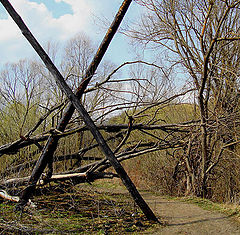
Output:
[140,192,240,235]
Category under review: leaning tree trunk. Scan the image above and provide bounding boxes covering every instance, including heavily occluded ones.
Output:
[1,0,159,222]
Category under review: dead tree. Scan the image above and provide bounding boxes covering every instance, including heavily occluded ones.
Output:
[0,0,159,222]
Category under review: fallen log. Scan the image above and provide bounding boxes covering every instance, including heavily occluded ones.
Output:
[0,189,36,207]
[2,154,103,177]
[1,172,118,188]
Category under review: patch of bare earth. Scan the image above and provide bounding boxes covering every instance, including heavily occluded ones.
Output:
[140,192,240,235]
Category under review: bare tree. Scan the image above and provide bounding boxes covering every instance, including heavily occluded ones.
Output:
[127,0,240,197]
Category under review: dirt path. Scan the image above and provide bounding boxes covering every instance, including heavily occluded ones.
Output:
[140,192,240,235]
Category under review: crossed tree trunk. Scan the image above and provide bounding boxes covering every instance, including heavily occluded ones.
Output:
[0,0,159,222]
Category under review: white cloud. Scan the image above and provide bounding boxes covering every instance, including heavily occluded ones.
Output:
[0,0,137,67]
[50,1,94,40]
[0,17,19,41]
[0,0,95,65]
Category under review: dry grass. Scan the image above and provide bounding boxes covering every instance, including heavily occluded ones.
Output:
[0,181,156,234]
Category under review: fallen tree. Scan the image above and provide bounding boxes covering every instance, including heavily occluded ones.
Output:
[0,172,118,189]
[1,137,183,189]
[0,122,193,157]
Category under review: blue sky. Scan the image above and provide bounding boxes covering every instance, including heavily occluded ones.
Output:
[0,0,142,68]
[29,0,73,18]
